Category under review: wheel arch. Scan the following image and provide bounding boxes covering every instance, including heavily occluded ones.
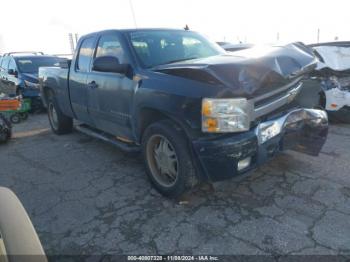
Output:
[41,86,55,108]
[135,106,208,182]
[135,107,192,144]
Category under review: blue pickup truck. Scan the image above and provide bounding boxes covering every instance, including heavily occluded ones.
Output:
[39,29,328,198]
[0,52,66,112]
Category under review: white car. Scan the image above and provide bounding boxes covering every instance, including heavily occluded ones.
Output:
[309,42,350,122]
[218,42,254,52]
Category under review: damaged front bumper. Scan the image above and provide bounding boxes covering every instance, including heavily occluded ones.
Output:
[193,108,328,182]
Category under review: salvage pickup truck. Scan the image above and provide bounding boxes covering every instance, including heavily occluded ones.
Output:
[39,29,328,198]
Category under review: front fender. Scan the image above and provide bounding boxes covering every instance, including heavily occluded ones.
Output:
[132,88,202,142]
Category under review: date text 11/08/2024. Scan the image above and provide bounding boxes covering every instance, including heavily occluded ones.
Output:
[127,255,219,261]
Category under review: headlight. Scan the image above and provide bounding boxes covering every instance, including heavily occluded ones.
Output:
[24,80,39,89]
[202,98,253,133]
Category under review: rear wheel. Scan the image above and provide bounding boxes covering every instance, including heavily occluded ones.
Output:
[320,92,350,124]
[142,120,198,199]
[19,112,29,121]
[10,114,21,124]
[328,107,350,124]
[47,91,73,135]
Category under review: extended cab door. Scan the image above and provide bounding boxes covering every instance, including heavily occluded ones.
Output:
[6,58,19,95]
[0,57,4,93]
[68,36,97,126]
[86,33,135,139]
[0,56,10,94]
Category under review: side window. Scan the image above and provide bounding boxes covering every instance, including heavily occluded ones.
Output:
[8,59,17,72]
[95,35,128,64]
[1,57,10,71]
[76,37,96,72]
[0,57,3,70]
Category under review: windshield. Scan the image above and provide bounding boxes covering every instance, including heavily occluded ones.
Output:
[16,57,65,74]
[128,30,224,68]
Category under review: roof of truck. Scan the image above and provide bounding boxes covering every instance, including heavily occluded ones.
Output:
[81,28,193,38]
[13,55,65,60]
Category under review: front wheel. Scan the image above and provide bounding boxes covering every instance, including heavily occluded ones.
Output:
[47,92,73,135]
[0,129,11,143]
[0,116,11,143]
[142,120,198,199]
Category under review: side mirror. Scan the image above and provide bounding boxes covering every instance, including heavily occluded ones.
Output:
[8,69,18,77]
[92,56,129,75]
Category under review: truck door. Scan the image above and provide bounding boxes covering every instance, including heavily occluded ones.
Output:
[86,33,135,139]
[7,58,19,95]
[0,57,10,95]
[68,36,97,126]
[0,57,4,93]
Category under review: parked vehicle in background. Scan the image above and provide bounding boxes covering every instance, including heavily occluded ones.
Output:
[0,52,66,112]
[39,29,328,198]
[219,42,254,52]
[304,42,350,123]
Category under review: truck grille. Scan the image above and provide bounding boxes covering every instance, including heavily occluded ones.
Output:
[251,77,303,119]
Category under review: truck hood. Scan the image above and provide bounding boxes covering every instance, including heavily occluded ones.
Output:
[21,73,39,84]
[153,42,317,98]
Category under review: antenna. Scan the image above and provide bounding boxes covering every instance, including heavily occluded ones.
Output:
[68,33,75,54]
[74,33,79,46]
[129,0,138,28]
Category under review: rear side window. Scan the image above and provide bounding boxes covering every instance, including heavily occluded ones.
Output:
[16,57,64,73]
[1,57,10,71]
[76,37,96,72]
[95,34,128,64]
[8,59,16,72]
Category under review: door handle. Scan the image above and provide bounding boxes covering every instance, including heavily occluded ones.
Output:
[88,81,98,89]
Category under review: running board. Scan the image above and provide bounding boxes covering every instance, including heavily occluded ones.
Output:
[75,124,140,153]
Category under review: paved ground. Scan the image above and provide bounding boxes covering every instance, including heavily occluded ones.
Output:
[0,114,350,256]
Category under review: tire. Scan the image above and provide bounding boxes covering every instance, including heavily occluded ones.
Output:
[0,129,11,143]
[47,91,73,135]
[328,107,350,124]
[142,119,198,199]
[19,112,29,121]
[319,92,350,124]
[0,116,11,143]
[10,114,21,124]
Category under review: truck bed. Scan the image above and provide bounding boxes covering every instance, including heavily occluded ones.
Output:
[39,66,73,118]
